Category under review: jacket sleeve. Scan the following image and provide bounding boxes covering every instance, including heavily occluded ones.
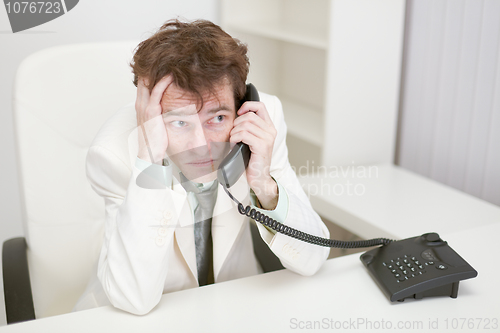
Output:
[254,95,330,276]
[86,145,184,315]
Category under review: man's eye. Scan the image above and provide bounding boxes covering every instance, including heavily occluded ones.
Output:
[212,115,225,123]
[171,120,186,128]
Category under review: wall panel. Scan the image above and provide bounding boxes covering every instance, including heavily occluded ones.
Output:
[398,0,500,206]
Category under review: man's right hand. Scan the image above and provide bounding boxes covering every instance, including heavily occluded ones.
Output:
[136,76,172,164]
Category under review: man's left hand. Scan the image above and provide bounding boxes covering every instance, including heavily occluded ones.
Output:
[230,101,278,210]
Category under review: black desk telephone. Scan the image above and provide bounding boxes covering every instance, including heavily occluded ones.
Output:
[218,83,478,303]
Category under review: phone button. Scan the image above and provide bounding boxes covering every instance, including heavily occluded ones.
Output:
[421,249,438,261]
[436,264,448,270]
[425,233,441,242]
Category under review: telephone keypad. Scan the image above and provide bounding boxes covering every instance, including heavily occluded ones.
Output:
[386,253,433,282]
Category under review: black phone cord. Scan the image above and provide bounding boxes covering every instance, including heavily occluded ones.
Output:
[222,184,393,249]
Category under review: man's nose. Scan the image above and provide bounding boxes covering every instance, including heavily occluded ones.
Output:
[187,121,208,151]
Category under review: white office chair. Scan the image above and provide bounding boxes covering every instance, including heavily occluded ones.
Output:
[2,41,138,323]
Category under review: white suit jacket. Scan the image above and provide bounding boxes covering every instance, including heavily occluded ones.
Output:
[74,92,330,315]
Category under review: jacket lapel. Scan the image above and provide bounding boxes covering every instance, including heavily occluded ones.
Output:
[171,178,199,282]
[212,171,251,281]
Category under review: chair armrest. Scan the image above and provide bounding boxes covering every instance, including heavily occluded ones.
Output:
[2,237,35,324]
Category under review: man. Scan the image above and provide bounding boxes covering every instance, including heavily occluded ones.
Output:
[74,19,329,315]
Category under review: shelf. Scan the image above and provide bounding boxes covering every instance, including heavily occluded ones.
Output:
[227,22,328,50]
[281,98,323,146]
[223,0,406,169]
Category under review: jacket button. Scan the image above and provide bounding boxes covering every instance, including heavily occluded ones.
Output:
[163,210,173,220]
[158,227,168,237]
[155,236,166,246]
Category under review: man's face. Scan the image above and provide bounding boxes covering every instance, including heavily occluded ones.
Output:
[161,82,236,183]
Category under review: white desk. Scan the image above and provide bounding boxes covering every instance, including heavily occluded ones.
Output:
[1,223,498,333]
[298,164,500,239]
[2,164,499,332]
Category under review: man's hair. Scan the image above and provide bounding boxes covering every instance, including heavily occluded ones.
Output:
[130,19,249,110]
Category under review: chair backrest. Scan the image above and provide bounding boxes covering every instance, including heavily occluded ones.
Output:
[13,41,138,318]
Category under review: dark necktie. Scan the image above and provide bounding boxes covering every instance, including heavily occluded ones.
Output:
[180,175,217,286]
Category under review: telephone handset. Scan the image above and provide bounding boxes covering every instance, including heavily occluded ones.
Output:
[216,83,256,189]
[218,83,478,302]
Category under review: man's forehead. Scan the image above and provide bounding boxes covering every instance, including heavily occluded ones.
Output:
[162,104,198,116]
[160,83,235,114]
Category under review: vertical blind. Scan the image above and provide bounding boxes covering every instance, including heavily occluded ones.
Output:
[397,0,500,206]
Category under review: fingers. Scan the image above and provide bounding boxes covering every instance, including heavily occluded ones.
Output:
[232,110,277,139]
[135,76,171,163]
[231,117,274,144]
[237,101,272,124]
[149,76,173,110]
[230,112,276,155]
[136,76,173,123]
[136,78,150,112]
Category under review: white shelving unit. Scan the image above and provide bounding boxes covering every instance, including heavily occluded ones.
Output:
[222,0,406,169]
[225,22,328,50]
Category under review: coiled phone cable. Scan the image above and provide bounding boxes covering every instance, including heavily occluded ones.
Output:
[221,184,394,249]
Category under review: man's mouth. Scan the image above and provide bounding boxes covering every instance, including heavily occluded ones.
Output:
[188,159,216,167]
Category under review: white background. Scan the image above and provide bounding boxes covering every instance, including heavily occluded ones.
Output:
[0,0,218,325]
